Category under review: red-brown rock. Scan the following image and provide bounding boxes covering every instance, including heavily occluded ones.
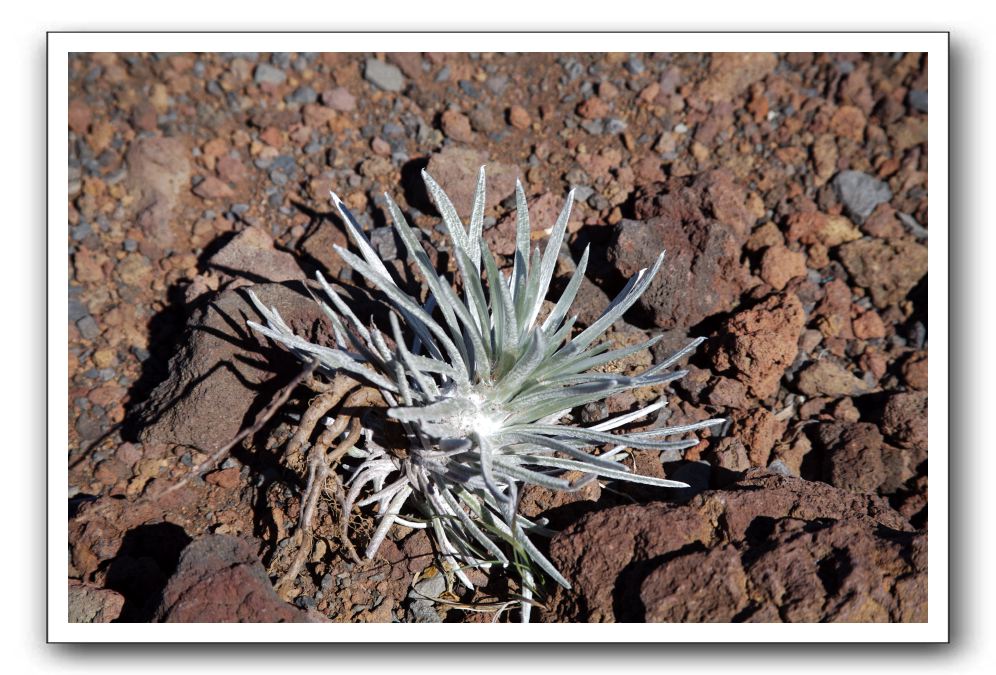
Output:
[424,147,517,220]
[785,211,861,247]
[577,96,609,119]
[193,175,235,200]
[68,581,125,623]
[881,391,928,450]
[154,534,322,622]
[209,226,305,283]
[507,105,531,130]
[711,293,806,400]
[759,245,807,291]
[608,170,754,330]
[301,220,350,279]
[698,53,778,102]
[853,308,887,340]
[728,407,787,467]
[440,109,474,143]
[216,155,249,185]
[321,87,356,112]
[545,470,920,622]
[815,422,886,494]
[838,238,928,309]
[138,282,331,452]
[68,98,92,135]
[901,352,928,390]
[485,192,565,257]
[205,467,241,490]
[640,546,748,622]
[126,136,192,248]
[708,437,751,473]
[796,360,869,397]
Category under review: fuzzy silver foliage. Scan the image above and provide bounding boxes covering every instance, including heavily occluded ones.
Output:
[248,166,722,620]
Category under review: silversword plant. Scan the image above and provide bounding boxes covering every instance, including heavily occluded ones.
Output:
[248,167,722,621]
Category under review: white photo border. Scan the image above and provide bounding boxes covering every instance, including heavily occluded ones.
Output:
[49,31,948,643]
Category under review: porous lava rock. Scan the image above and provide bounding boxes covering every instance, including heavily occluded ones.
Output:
[544,470,922,623]
[154,534,323,622]
[68,581,125,623]
[608,170,753,330]
[881,391,929,451]
[698,53,778,102]
[710,293,806,400]
[838,237,928,309]
[814,422,886,494]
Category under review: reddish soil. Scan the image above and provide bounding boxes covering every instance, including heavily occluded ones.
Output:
[67,51,928,623]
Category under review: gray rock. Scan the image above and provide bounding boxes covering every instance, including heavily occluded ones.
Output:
[76,315,99,340]
[71,222,92,241]
[254,63,287,86]
[832,170,893,222]
[368,227,398,261]
[572,185,594,202]
[626,56,645,74]
[659,447,684,463]
[897,212,929,240]
[907,89,928,113]
[286,86,317,105]
[580,119,605,135]
[605,118,628,134]
[410,571,447,600]
[406,599,442,623]
[68,582,124,623]
[69,289,88,322]
[406,571,446,623]
[485,75,508,95]
[364,59,405,92]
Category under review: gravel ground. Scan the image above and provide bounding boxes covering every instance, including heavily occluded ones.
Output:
[66,51,928,623]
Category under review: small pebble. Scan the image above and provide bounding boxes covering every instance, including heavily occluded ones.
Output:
[605,118,627,134]
[71,222,92,241]
[458,80,480,98]
[907,89,928,113]
[832,170,892,222]
[253,63,286,86]
[285,86,318,105]
[580,119,605,135]
[365,59,405,91]
[572,185,594,202]
[294,595,317,610]
[76,315,100,340]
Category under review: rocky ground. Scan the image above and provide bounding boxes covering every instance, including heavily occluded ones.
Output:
[67,51,928,623]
